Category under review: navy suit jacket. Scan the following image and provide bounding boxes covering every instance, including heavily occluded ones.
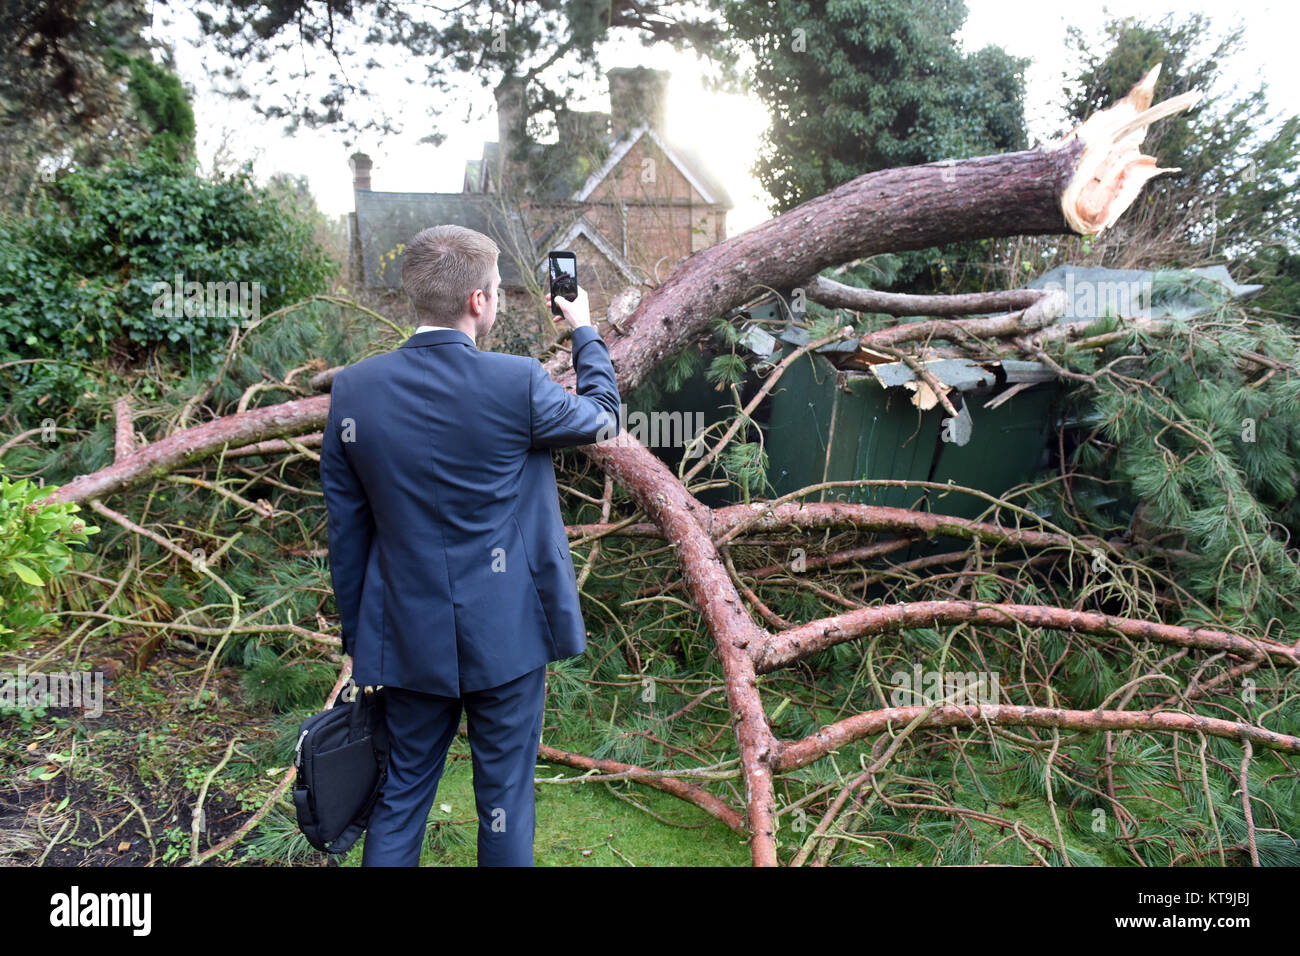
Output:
[320,324,620,697]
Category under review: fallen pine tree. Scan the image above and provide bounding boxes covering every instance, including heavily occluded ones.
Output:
[13,65,1300,867]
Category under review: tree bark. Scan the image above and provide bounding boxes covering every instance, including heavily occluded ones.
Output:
[804,274,1051,316]
[776,704,1300,772]
[755,599,1300,675]
[569,500,1086,551]
[46,396,331,506]
[565,141,1085,391]
[113,397,134,461]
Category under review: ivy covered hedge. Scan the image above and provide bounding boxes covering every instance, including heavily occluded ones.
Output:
[0,147,336,417]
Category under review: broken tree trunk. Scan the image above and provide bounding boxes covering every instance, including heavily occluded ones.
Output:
[561,65,1198,392]
[38,66,1255,868]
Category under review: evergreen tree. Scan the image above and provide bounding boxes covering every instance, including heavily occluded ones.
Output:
[109,48,198,162]
[0,0,197,212]
[721,0,1028,215]
[720,0,1028,293]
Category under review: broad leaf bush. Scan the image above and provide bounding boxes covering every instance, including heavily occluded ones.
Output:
[0,474,98,649]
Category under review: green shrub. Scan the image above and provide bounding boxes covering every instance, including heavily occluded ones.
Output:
[0,145,336,416]
[0,474,98,649]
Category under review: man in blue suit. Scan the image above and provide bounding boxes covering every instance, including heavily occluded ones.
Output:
[319,224,620,866]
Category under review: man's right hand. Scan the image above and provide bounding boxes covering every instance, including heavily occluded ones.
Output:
[546,284,591,331]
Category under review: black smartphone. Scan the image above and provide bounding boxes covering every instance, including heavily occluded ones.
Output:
[548,250,577,316]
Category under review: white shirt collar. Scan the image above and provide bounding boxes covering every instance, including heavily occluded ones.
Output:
[415,324,475,346]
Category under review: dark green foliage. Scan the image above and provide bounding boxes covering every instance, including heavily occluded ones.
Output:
[1253,246,1300,319]
[117,52,197,161]
[662,344,702,395]
[0,146,336,420]
[1048,290,1300,635]
[705,353,747,390]
[241,643,335,712]
[722,0,1029,214]
[237,806,327,864]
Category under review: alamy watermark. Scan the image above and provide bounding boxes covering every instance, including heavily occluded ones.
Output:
[150,274,262,326]
[595,403,708,458]
[49,886,150,935]
[889,665,1001,707]
[1,665,104,718]
[1039,272,1153,320]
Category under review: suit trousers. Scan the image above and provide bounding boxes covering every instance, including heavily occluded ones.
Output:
[360,663,547,866]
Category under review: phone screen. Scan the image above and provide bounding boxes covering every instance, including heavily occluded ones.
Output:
[549,252,577,315]
[550,257,576,282]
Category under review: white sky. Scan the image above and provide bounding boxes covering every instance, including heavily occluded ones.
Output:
[152,1,1298,237]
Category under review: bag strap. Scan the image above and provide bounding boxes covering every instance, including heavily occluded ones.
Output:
[347,683,388,743]
[370,700,391,766]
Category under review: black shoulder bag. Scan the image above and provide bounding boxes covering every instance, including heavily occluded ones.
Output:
[292,679,390,855]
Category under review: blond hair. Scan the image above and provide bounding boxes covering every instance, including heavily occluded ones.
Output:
[402,225,499,325]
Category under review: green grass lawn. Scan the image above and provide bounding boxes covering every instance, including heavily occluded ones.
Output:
[334,728,751,867]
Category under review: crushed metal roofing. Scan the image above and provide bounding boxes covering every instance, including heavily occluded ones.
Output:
[734,264,1269,447]
[1027,264,1264,320]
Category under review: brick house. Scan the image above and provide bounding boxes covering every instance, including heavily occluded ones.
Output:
[347,67,732,355]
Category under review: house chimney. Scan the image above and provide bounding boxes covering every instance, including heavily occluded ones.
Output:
[494,76,527,189]
[608,67,669,141]
[349,151,372,191]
